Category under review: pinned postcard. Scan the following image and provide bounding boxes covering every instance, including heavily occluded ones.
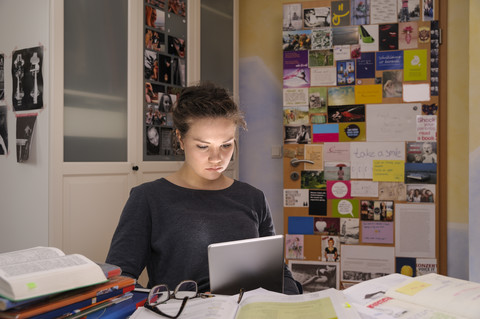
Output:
[378,182,407,201]
[285,234,305,259]
[361,221,394,244]
[323,142,350,162]
[308,87,328,113]
[303,6,332,28]
[331,199,359,218]
[356,52,376,78]
[359,25,379,52]
[336,60,356,86]
[372,160,405,182]
[332,26,359,46]
[340,122,365,142]
[341,245,395,282]
[327,86,355,106]
[379,24,399,51]
[309,49,334,67]
[407,141,437,163]
[406,184,435,203]
[310,67,337,86]
[360,200,394,221]
[284,189,309,207]
[283,106,309,125]
[351,181,379,197]
[283,30,312,51]
[366,103,421,142]
[398,0,420,22]
[301,170,326,189]
[324,162,350,181]
[334,45,351,61]
[355,85,382,104]
[314,217,340,235]
[340,218,360,244]
[322,236,341,262]
[283,68,310,88]
[309,189,327,216]
[283,88,309,107]
[328,105,365,123]
[283,50,309,69]
[416,258,437,275]
[350,141,405,179]
[405,163,437,184]
[311,28,333,50]
[403,83,430,102]
[383,70,403,98]
[404,49,428,81]
[327,180,352,199]
[331,0,351,26]
[283,3,303,31]
[396,257,417,276]
[416,115,437,142]
[399,22,419,50]
[376,51,403,70]
[351,0,370,25]
[284,124,311,144]
[312,124,339,143]
[371,0,397,24]
[305,144,324,170]
[288,216,314,235]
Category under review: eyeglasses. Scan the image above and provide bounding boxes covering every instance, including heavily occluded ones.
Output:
[144,280,199,318]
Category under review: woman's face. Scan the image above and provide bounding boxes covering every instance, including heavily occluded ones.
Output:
[162,94,171,108]
[179,117,236,183]
[147,127,159,146]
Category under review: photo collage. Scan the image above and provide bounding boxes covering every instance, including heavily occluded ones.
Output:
[283,0,439,291]
[144,0,187,160]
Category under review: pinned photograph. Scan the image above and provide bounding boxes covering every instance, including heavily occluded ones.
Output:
[144,50,158,81]
[283,3,303,31]
[406,184,435,203]
[360,200,394,221]
[168,0,186,17]
[16,114,37,163]
[309,50,334,67]
[289,260,340,292]
[283,30,312,51]
[311,28,333,50]
[378,24,399,51]
[145,5,165,30]
[382,70,403,98]
[303,7,331,28]
[0,105,7,155]
[314,217,340,235]
[285,234,304,259]
[339,218,359,244]
[322,236,340,261]
[398,0,420,22]
[351,0,370,25]
[328,105,365,123]
[145,28,165,52]
[0,54,4,101]
[11,46,44,111]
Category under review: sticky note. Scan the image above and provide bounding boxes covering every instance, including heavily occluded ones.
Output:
[396,281,432,296]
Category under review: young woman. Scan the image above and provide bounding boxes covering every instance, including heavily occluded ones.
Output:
[106,82,301,294]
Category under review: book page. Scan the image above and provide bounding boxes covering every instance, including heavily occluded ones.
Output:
[0,247,64,267]
[385,273,480,319]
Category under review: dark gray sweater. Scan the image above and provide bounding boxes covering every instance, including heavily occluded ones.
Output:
[106,178,300,294]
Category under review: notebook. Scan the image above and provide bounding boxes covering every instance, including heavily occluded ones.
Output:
[207,235,285,295]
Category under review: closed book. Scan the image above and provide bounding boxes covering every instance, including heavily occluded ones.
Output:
[0,276,135,319]
[85,291,148,319]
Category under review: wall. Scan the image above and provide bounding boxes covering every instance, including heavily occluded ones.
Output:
[469,0,480,282]
[239,0,476,280]
[0,0,50,252]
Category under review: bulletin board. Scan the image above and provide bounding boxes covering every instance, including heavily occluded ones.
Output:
[143,0,187,161]
[281,0,446,292]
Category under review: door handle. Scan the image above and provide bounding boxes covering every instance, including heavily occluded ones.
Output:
[290,158,314,167]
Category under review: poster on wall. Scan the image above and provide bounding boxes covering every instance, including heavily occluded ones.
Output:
[11,46,43,112]
[16,113,37,163]
[144,0,187,161]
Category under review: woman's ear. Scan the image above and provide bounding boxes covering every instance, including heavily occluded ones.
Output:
[176,129,184,150]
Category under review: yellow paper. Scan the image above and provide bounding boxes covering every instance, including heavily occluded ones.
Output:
[235,298,337,319]
[396,281,432,296]
[372,160,405,182]
[355,85,382,104]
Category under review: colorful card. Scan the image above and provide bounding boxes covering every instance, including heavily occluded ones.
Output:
[312,124,340,143]
[362,221,394,244]
[331,199,359,218]
[372,160,405,182]
[283,50,309,69]
[327,180,352,199]
[356,52,376,78]
[288,216,314,234]
[376,51,404,70]
[339,122,366,142]
[404,49,428,81]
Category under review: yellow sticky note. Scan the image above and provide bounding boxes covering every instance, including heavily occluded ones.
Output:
[372,160,405,182]
[355,84,383,104]
[396,281,432,296]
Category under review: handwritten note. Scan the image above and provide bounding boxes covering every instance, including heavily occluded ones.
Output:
[351,181,379,197]
[366,103,421,142]
[372,160,405,182]
[350,142,405,179]
[355,85,383,104]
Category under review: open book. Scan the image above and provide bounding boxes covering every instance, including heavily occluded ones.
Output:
[0,247,108,301]
[130,287,361,319]
[344,273,480,319]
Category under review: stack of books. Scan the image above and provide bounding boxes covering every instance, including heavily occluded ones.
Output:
[0,247,146,318]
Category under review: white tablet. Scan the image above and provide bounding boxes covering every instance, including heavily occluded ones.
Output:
[208,235,284,295]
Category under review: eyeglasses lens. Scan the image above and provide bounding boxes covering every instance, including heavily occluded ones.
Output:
[175,281,197,299]
[148,285,169,306]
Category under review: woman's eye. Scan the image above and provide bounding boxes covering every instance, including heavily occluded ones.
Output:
[197,145,208,150]
[222,144,232,149]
